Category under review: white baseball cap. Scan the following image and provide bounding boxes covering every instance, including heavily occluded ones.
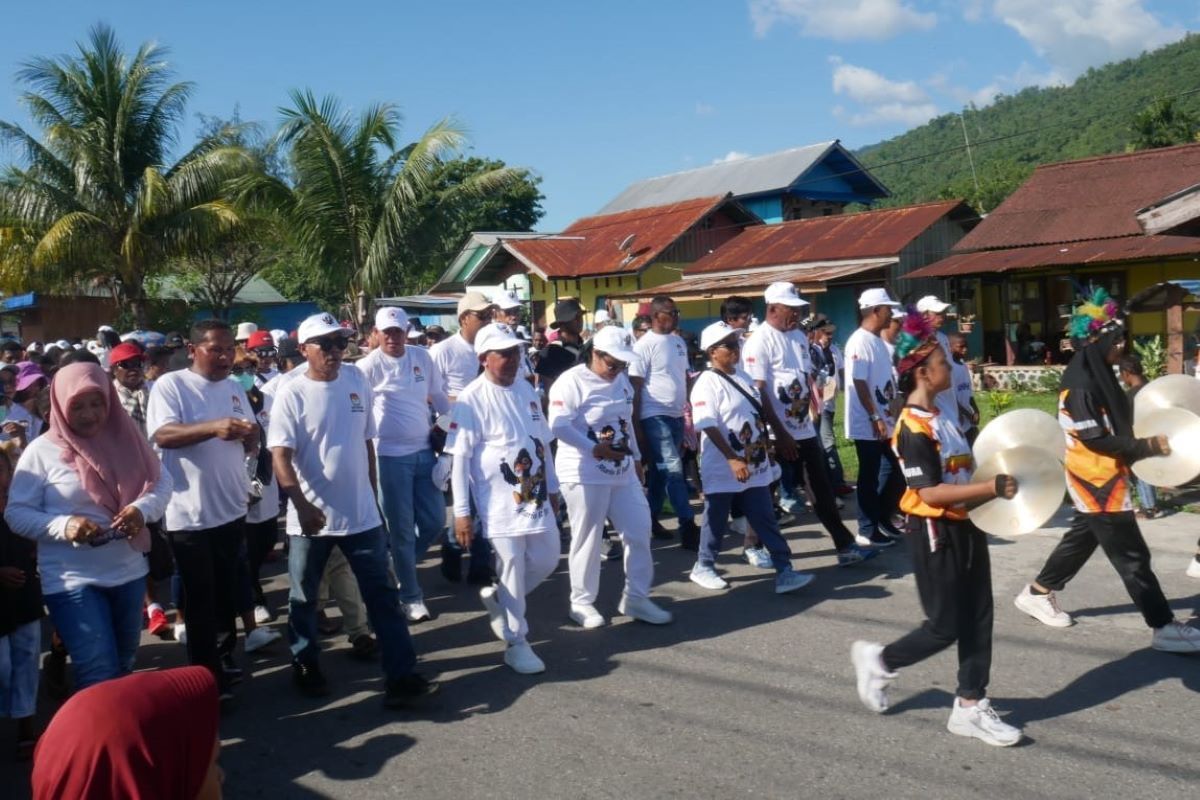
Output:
[297,312,351,344]
[270,329,287,345]
[235,322,258,340]
[857,288,901,309]
[591,325,637,362]
[700,321,741,351]
[764,281,809,307]
[54,339,71,350]
[493,290,522,310]
[374,306,410,332]
[473,322,525,355]
[915,295,953,314]
[593,309,611,326]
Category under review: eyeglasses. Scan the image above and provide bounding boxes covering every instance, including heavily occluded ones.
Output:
[113,359,143,371]
[310,337,349,352]
[253,347,276,358]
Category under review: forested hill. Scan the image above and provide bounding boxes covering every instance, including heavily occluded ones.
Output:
[855,34,1200,212]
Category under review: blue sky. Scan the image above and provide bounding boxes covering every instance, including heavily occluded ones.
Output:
[1,1,1195,231]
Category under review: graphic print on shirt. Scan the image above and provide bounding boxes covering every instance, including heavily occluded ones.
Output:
[874,380,896,413]
[349,392,365,412]
[776,377,810,426]
[726,420,770,466]
[499,435,550,515]
[586,417,633,476]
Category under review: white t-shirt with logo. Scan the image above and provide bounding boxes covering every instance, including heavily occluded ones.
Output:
[430,333,480,398]
[548,364,640,486]
[951,357,974,425]
[146,369,254,531]
[446,376,558,538]
[267,365,381,537]
[629,330,688,420]
[690,368,774,495]
[741,322,817,441]
[358,345,448,457]
[843,327,898,441]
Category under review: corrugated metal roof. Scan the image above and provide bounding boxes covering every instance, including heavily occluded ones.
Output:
[598,141,888,214]
[686,200,972,275]
[611,260,891,301]
[908,234,1200,279]
[503,195,748,279]
[954,143,1200,251]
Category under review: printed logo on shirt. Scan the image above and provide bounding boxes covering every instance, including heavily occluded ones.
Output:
[550,399,564,407]
[349,392,365,412]
[587,418,633,477]
[745,356,756,365]
[529,401,542,421]
[776,378,810,426]
[231,395,244,415]
[412,366,425,383]
[675,342,686,357]
[726,418,771,471]
[500,436,550,520]
[903,466,925,478]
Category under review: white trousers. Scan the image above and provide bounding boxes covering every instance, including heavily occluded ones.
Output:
[562,481,653,606]
[490,529,559,645]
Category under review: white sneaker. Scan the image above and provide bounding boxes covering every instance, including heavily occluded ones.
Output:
[618,595,673,625]
[1014,585,1073,628]
[774,567,815,594]
[174,623,187,645]
[479,585,507,641]
[504,642,546,674]
[729,516,749,537]
[689,564,729,591]
[244,626,280,653]
[568,603,606,629]
[1187,558,1200,579]
[850,641,896,713]
[743,546,773,570]
[946,698,1022,746]
[253,605,272,625]
[854,533,874,548]
[1152,620,1200,653]
[779,498,801,517]
[403,601,433,623]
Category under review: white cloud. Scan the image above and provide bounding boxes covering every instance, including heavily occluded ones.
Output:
[992,0,1185,77]
[830,58,940,126]
[713,151,751,164]
[749,0,936,41]
[928,62,1065,108]
[695,102,716,116]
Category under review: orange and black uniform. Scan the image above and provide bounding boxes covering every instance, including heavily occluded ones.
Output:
[882,405,994,700]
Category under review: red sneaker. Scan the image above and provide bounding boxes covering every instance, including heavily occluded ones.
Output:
[835,484,856,496]
[147,607,171,638]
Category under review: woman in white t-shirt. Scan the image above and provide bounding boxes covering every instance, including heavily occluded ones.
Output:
[687,322,815,595]
[447,323,562,675]
[549,326,672,630]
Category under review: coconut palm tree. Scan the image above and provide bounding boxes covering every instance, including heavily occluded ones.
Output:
[0,24,253,327]
[267,89,524,322]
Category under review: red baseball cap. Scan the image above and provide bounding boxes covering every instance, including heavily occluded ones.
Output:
[109,342,144,366]
[246,330,274,349]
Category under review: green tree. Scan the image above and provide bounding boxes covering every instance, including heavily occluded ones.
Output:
[1129,96,1199,151]
[0,24,253,327]
[939,159,1033,214]
[261,90,526,323]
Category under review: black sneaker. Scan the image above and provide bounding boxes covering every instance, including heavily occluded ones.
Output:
[349,633,379,661]
[292,660,329,697]
[220,654,244,685]
[440,542,463,582]
[868,532,898,548]
[679,519,700,552]
[605,539,624,562]
[651,520,673,540]
[383,672,440,709]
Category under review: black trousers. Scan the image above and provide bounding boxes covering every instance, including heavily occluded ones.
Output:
[883,517,993,700]
[169,518,245,689]
[1035,511,1174,630]
[788,436,855,550]
[245,518,280,608]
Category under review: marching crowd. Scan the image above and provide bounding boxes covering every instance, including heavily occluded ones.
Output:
[2,280,1200,797]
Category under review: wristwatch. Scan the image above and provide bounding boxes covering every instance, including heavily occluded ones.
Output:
[868,413,880,422]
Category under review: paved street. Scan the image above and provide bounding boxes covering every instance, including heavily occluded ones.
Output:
[5,504,1198,799]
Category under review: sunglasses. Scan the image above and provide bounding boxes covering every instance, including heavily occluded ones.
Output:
[310,337,349,352]
[113,359,143,371]
[254,347,277,358]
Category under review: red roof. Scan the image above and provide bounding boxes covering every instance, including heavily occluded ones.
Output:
[686,200,973,275]
[504,196,743,279]
[953,143,1200,251]
[908,234,1200,279]
[613,260,890,300]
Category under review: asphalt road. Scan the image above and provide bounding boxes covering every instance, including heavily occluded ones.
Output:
[4,503,1198,799]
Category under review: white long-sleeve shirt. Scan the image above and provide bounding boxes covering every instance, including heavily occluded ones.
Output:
[6,435,173,594]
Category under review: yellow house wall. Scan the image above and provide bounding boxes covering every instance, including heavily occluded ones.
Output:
[531,263,699,327]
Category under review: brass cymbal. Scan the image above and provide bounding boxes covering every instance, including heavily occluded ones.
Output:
[969,446,1066,536]
[1134,374,1200,424]
[1131,406,1200,487]
[973,409,1065,468]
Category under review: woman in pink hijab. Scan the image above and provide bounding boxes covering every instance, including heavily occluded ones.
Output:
[5,362,172,689]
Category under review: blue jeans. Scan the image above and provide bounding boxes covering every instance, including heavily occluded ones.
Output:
[699,485,791,572]
[1133,477,1157,511]
[854,439,905,537]
[287,527,417,680]
[379,449,446,604]
[642,415,694,524]
[44,578,144,690]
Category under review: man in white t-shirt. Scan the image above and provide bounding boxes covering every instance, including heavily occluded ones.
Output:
[629,295,699,549]
[359,306,450,624]
[147,319,259,696]
[948,332,981,444]
[269,312,438,708]
[805,314,852,494]
[743,283,876,566]
[844,288,906,546]
[549,325,671,629]
[430,291,496,584]
[916,295,965,434]
[447,323,562,675]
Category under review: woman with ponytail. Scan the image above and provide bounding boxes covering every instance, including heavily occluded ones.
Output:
[851,309,1023,747]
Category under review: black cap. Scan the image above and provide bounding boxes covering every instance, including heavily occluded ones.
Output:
[550,299,583,329]
[803,313,833,332]
[276,337,301,360]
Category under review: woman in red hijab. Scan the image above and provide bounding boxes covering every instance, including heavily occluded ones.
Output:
[5,362,172,689]
[32,665,223,799]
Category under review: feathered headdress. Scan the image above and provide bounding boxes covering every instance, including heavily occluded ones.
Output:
[894,306,939,375]
[1067,286,1122,345]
